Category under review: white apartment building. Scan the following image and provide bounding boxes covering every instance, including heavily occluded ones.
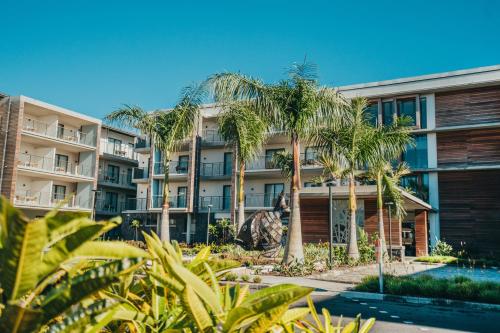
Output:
[0,95,101,218]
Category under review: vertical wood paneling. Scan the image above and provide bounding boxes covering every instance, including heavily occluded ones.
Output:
[364,199,402,248]
[300,198,329,243]
[415,210,428,256]
[435,86,500,127]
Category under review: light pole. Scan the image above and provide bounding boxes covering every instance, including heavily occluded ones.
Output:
[206,204,213,246]
[91,189,101,221]
[327,180,335,269]
[386,201,394,261]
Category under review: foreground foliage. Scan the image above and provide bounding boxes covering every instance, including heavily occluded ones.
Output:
[356,274,500,304]
[0,199,375,332]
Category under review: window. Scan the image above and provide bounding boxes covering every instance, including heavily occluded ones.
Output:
[55,154,69,172]
[401,173,429,202]
[222,185,231,210]
[304,182,322,187]
[265,148,285,169]
[304,147,319,165]
[108,138,122,155]
[52,185,66,202]
[365,103,379,126]
[126,168,133,185]
[107,165,120,183]
[264,183,284,207]
[223,152,232,176]
[178,155,189,173]
[105,192,118,211]
[177,187,187,208]
[397,98,417,126]
[420,97,427,129]
[382,101,394,125]
[402,135,428,168]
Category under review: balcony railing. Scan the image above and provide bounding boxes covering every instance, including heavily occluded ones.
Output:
[22,119,95,146]
[95,199,133,214]
[153,161,189,175]
[244,193,290,208]
[126,197,147,211]
[17,153,94,177]
[202,129,225,144]
[132,167,149,180]
[135,138,149,149]
[98,171,134,187]
[14,190,92,209]
[151,195,187,209]
[102,140,136,159]
[200,162,231,177]
[246,153,321,171]
[198,196,231,212]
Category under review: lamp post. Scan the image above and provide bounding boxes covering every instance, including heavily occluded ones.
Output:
[326,180,335,269]
[386,201,394,261]
[206,204,213,246]
[91,189,101,221]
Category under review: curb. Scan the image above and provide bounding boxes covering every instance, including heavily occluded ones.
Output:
[340,291,500,312]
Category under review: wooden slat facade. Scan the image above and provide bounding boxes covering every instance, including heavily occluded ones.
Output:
[435,85,500,127]
[415,210,428,256]
[438,170,500,257]
[364,199,402,247]
[300,198,330,243]
[436,128,500,167]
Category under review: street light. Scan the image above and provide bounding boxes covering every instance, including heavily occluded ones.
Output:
[206,204,213,246]
[326,180,335,269]
[385,201,394,261]
[91,189,101,221]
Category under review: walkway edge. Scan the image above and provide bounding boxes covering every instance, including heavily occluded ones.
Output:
[340,291,500,312]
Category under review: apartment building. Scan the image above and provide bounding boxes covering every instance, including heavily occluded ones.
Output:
[0,95,100,218]
[95,125,138,234]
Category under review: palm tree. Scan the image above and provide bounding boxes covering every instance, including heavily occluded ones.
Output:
[206,61,345,264]
[106,84,204,241]
[311,97,388,259]
[217,102,268,231]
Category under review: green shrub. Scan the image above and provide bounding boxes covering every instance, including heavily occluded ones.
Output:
[431,240,454,256]
[240,274,250,282]
[225,272,238,281]
[415,255,458,264]
[253,276,262,283]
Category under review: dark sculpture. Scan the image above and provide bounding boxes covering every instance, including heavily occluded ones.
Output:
[236,192,290,256]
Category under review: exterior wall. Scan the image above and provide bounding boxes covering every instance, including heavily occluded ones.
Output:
[435,85,500,127]
[364,199,402,248]
[415,210,428,256]
[438,170,500,257]
[300,198,329,243]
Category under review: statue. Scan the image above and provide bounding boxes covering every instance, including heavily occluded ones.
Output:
[236,191,290,256]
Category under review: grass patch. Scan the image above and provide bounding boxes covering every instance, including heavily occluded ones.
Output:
[356,275,500,304]
[415,256,458,264]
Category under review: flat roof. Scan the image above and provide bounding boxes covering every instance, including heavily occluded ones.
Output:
[102,124,139,137]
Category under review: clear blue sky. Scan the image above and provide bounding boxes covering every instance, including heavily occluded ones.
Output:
[1,0,499,119]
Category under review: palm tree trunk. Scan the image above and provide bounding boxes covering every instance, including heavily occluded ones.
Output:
[376,172,387,258]
[283,133,304,264]
[237,160,246,232]
[347,173,360,259]
[160,158,170,241]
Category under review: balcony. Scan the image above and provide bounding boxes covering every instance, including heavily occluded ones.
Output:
[22,119,95,147]
[102,140,136,160]
[153,161,189,176]
[98,171,135,189]
[200,162,231,178]
[14,190,92,210]
[134,137,150,151]
[17,153,94,179]
[244,193,290,209]
[198,196,231,212]
[151,195,187,209]
[95,199,133,214]
[245,153,321,171]
[125,197,147,211]
[201,129,225,146]
[132,167,149,181]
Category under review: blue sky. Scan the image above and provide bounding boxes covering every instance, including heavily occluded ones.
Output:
[1,0,499,119]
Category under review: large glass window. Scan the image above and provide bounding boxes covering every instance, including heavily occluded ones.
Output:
[402,135,428,168]
[397,98,417,126]
[55,154,69,172]
[222,185,231,210]
[107,165,120,183]
[105,192,118,211]
[365,103,379,127]
[178,155,189,173]
[223,152,232,176]
[265,148,285,169]
[52,185,66,202]
[382,101,394,125]
[420,97,427,129]
[401,173,429,202]
[177,186,187,208]
[264,183,284,207]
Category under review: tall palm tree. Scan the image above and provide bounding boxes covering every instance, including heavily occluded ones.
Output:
[106,84,204,241]
[366,122,413,257]
[217,102,268,231]
[311,97,388,259]
[206,62,345,264]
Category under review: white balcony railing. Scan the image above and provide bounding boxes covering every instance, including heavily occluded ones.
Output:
[22,119,95,147]
[14,191,92,209]
[102,140,136,159]
[17,153,94,178]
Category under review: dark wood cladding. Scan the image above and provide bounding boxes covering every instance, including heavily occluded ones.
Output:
[415,210,428,256]
[437,128,500,167]
[364,199,402,247]
[438,170,500,257]
[435,85,500,127]
[300,198,329,243]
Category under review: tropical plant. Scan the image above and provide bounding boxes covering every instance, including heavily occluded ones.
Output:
[106,84,204,241]
[311,97,400,259]
[431,240,454,256]
[218,102,268,231]
[207,61,346,264]
[0,197,148,333]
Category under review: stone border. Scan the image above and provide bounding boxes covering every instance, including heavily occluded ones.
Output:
[340,291,500,312]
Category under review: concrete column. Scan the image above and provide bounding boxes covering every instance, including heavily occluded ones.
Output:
[428,172,440,247]
[186,213,191,244]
